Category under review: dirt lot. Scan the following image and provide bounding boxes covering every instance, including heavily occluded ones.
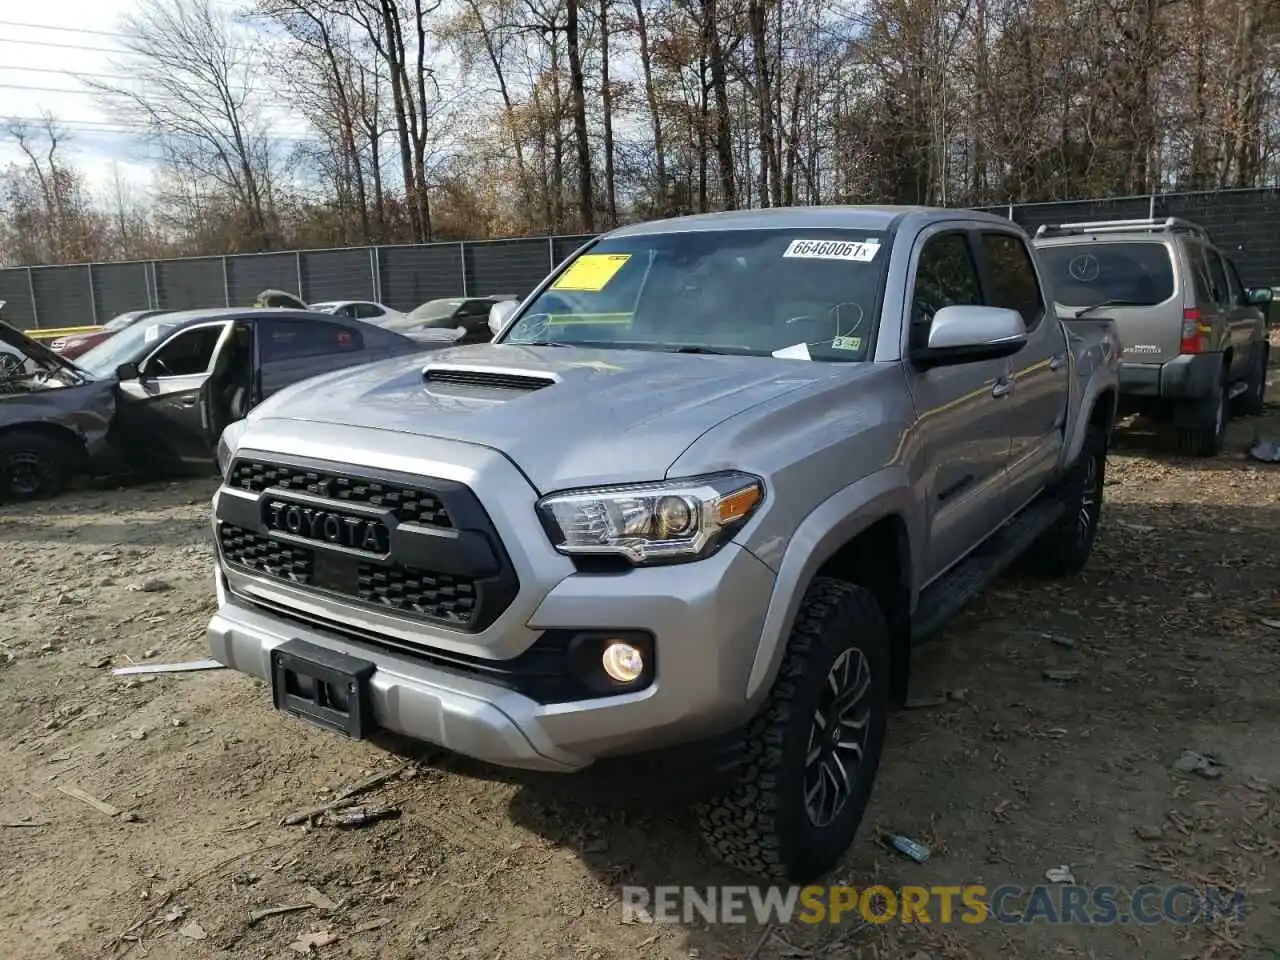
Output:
[3,392,1280,960]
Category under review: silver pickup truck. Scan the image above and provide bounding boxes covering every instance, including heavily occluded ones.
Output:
[207,207,1120,883]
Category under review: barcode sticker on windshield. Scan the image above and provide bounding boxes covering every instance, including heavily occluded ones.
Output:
[783,239,881,263]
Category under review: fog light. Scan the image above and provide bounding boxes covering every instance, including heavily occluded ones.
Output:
[601,640,645,683]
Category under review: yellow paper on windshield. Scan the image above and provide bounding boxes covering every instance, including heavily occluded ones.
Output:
[552,254,631,292]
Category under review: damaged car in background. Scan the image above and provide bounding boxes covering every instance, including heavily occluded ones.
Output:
[0,304,431,502]
[1,308,116,502]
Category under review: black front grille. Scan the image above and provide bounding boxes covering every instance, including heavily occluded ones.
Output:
[228,460,451,528]
[219,523,482,627]
[358,563,478,623]
[219,525,314,583]
[218,457,519,633]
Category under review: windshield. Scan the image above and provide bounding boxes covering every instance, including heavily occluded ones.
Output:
[308,302,339,313]
[1037,242,1175,308]
[501,228,890,360]
[77,316,180,378]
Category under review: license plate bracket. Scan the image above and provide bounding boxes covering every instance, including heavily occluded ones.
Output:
[271,639,376,739]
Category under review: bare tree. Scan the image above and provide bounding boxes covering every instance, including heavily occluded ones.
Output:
[91,0,277,250]
[1,116,103,264]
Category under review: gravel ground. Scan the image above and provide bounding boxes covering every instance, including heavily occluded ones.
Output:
[2,377,1279,960]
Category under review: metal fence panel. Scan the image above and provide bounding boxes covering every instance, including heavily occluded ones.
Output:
[0,269,36,329]
[155,257,227,310]
[1161,190,1280,289]
[465,239,552,299]
[379,245,463,311]
[31,265,93,327]
[226,252,300,306]
[552,234,597,265]
[8,189,1280,326]
[300,249,375,303]
[92,262,150,320]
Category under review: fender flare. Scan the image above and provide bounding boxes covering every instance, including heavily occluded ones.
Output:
[1063,375,1119,467]
[743,465,921,701]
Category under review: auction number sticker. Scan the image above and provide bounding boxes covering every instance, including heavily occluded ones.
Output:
[831,335,863,351]
[552,254,632,292]
[782,239,881,262]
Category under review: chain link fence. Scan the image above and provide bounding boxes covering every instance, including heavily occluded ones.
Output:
[3,187,1279,332]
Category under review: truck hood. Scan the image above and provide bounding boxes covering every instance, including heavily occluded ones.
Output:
[248,342,832,491]
[0,320,94,381]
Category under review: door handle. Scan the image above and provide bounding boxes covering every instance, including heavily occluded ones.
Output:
[991,378,1014,399]
[1049,353,1068,371]
[171,396,198,408]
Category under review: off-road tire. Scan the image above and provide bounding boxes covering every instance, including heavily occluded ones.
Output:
[1233,344,1269,417]
[696,578,891,884]
[1023,424,1106,578]
[1176,381,1228,457]
[0,431,70,502]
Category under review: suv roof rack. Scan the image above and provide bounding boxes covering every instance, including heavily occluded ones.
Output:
[1034,216,1210,240]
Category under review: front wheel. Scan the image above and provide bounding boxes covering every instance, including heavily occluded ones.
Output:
[696,579,891,883]
[0,431,70,502]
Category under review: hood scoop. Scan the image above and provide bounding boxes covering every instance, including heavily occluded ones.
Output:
[422,363,559,394]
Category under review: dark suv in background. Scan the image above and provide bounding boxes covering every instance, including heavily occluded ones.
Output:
[1034,217,1271,456]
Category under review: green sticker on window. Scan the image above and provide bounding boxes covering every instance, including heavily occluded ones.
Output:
[832,335,863,351]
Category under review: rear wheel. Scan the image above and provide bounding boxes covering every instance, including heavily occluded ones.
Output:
[0,432,70,502]
[696,579,891,883]
[1176,382,1228,457]
[1024,424,1106,577]
[1234,344,1269,417]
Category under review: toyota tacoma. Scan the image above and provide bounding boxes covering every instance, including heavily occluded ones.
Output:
[208,207,1120,883]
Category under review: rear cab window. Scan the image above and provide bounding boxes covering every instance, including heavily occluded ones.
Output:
[1036,242,1176,309]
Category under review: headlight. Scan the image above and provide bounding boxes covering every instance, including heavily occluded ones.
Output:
[536,472,764,565]
[216,420,247,480]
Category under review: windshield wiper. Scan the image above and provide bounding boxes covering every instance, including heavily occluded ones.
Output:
[666,344,746,355]
[1073,298,1146,318]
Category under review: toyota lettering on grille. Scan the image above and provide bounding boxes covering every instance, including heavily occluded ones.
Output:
[266,500,390,554]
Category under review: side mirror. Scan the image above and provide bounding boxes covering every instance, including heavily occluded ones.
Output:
[115,361,141,381]
[912,305,1028,369]
[1246,287,1273,306]
[488,300,518,337]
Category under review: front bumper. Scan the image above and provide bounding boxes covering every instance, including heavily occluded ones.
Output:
[209,537,776,771]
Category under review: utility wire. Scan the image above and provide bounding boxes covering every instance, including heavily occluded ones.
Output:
[1,115,327,146]
[0,37,139,55]
[0,80,305,110]
[0,19,134,40]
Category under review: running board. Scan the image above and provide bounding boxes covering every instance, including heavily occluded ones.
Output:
[910,498,1065,645]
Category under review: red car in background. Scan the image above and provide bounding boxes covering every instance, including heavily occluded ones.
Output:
[51,309,165,359]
